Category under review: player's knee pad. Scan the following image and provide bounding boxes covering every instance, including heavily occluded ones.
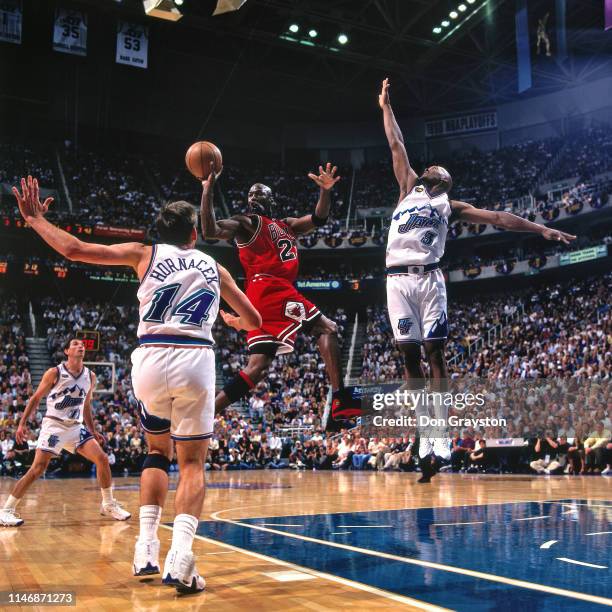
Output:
[223,370,256,403]
[143,453,171,473]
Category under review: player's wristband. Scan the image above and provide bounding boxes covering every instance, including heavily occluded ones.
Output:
[311,213,328,227]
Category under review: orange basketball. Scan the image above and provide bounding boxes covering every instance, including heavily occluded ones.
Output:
[185,141,223,180]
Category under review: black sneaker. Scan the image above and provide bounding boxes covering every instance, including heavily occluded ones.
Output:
[331,388,363,420]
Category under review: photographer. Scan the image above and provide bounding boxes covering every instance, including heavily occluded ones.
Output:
[530,432,565,474]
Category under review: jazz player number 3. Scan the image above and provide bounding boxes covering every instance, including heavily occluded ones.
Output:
[379,78,576,482]
[9,175,261,593]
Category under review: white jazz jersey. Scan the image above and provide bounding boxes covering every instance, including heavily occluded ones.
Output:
[137,243,220,344]
[45,363,92,424]
[386,184,451,267]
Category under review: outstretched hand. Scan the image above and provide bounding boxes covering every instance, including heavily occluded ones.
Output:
[541,227,576,245]
[220,309,243,331]
[12,176,54,222]
[308,162,340,191]
[201,162,221,192]
[378,77,391,108]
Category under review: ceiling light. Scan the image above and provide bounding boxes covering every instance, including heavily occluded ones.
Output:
[174,0,183,5]
[433,26,442,34]
[441,20,450,27]
[458,4,467,11]
[467,0,476,3]
[449,10,458,18]
[289,23,299,33]
[308,29,318,38]
[337,33,348,44]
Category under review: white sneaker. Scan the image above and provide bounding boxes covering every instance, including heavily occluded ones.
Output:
[101,500,131,521]
[602,467,611,476]
[162,548,206,593]
[133,539,160,576]
[433,438,451,461]
[0,509,24,527]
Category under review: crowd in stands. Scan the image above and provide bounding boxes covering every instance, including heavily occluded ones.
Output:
[61,147,160,228]
[546,126,612,183]
[0,297,33,476]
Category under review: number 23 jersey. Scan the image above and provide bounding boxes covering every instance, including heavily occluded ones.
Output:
[237,215,299,284]
[137,243,220,344]
[386,185,451,267]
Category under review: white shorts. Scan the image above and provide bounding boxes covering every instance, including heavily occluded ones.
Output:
[386,268,448,344]
[131,345,215,441]
[37,418,93,455]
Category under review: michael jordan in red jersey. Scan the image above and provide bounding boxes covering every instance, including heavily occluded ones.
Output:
[201,162,361,425]
[237,214,320,354]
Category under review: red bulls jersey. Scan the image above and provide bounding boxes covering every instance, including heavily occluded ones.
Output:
[237,215,299,284]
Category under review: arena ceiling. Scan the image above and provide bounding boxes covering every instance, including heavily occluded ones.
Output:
[14,0,612,129]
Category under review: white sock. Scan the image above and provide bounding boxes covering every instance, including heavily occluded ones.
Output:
[4,495,20,511]
[171,514,199,552]
[101,487,114,505]
[139,505,162,543]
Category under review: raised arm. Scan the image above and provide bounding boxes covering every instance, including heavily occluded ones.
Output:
[200,164,254,241]
[450,200,576,244]
[283,163,340,235]
[16,367,58,444]
[218,265,262,331]
[13,176,149,272]
[379,78,418,199]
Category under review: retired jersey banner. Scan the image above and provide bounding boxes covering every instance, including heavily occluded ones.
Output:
[116,21,148,69]
[53,8,87,56]
[0,0,22,44]
[425,111,497,139]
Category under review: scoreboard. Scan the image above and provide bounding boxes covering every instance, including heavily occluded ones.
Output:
[75,330,100,352]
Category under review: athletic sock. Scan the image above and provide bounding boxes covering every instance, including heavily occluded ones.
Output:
[4,495,20,511]
[101,487,114,505]
[171,513,199,552]
[138,505,162,543]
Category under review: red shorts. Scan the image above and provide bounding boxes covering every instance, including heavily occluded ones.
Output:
[246,275,321,355]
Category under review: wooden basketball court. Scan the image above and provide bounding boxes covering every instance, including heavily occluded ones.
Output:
[0,471,610,611]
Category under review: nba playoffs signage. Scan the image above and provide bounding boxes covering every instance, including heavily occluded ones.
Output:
[425,111,497,139]
[53,9,87,56]
[0,0,22,44]
[116,21,148,69]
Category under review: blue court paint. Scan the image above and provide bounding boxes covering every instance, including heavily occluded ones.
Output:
[196,500,611,611]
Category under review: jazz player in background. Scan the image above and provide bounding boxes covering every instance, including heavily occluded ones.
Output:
[201,162,361,426]
[379,78,575,482]
[0,338,131,526]
[11,176,261,593]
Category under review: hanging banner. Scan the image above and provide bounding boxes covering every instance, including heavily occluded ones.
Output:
[116,21,148,69]
[0,0,22,44]
[53,8,87,56]
[425,111,497,139]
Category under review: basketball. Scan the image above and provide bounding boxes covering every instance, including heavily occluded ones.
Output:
[185,141,223,180]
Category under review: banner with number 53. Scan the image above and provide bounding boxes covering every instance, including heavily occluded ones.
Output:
[53,8,87,56]
[116,21,148,69]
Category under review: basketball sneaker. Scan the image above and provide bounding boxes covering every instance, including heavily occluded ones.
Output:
[433,437,451,461]
[100,500,131,521]
[133,539,161,576]
[0,509,24,527]
[331,388,363,420]
[162,548,206,593]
